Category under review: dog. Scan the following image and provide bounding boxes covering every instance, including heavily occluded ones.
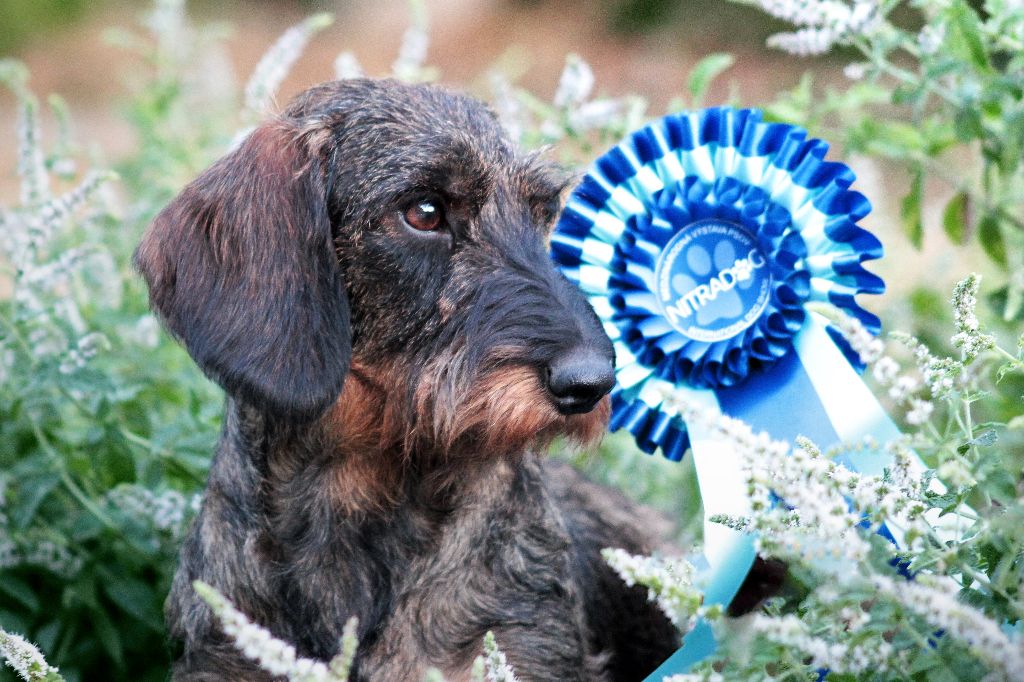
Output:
[135,78,683,681]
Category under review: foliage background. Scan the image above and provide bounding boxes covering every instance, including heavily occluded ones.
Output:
[1,0,1022,680]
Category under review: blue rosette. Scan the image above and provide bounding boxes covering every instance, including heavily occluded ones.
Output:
[552,107,884,461]
[551,108,906,676]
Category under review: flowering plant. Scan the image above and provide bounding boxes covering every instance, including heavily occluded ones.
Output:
[742,0,1024,324]
[606,274,1024,680]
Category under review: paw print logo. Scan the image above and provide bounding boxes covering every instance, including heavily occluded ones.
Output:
[669,240,755,327]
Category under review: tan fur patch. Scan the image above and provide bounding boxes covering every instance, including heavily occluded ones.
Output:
[321,363,409,514]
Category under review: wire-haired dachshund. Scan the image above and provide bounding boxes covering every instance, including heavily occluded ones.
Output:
[135,78,680,681]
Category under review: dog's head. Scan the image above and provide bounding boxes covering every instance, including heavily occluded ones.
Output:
[135,79,614,457]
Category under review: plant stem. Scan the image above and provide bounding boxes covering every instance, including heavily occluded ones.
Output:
[28,418,119,531]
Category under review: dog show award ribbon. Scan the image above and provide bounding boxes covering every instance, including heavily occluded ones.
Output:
[550,108,905,677]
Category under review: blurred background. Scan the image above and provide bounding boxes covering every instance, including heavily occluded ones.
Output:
[0,0,990,309]
[1,0,811,197]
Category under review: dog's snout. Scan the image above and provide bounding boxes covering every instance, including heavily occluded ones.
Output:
[544,348,615,415]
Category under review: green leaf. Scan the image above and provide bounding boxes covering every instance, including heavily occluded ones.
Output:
[978,213,1007,268]
[91,608,124,669]
[954,109,983,143]
[942,191,970,244]
[34,620,62,654]
[101,576,163,631]
[687,53,734,109]
[950,1,991,72]
[11,474,61,529]
[969,429,998,447]
[909,649,941,674]
[986,285,1024,322]
[0,575,41,612]
[901,171,924,249]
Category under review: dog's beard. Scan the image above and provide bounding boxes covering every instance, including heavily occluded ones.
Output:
[329,355,610,462]
[415,363,610,458]
[322,358,609,514]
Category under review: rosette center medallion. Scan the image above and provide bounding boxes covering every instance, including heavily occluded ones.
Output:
[655,219,772,343]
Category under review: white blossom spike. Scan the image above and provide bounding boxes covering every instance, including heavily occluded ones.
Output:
[194,581,340,681]
[16,93,50,207]
[760,0,881,55]
[327,617,358,680]
[602,548,701,628]
[746,613,892,674]
[391,0,430,82]
[35,171,118,246]
[553,54,595,109]
[951,273,995,361]
[872,575,1024,681]
[767,26,840,55]
[334,52,364,80]
[148,0,187,64]
[488,71,527,143]
[0,629,62,682]
[244,13,334,118]
[481,631,519,682]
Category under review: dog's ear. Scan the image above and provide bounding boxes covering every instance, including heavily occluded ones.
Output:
[134,120,350,421]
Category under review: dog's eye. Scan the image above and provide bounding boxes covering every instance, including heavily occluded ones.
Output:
[403,199,445,232]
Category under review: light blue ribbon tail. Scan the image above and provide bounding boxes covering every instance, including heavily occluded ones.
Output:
[645,314,904,679]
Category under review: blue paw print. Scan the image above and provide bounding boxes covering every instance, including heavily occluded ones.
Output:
[670,241,754,326]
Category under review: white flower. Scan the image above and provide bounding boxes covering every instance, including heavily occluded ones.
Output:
[836,314,884,365]
[759,0,881,55]
[194,581,359,681]
[0,629,60,681]
[391,0,429,82]
[553,55,595,109]
[871,356,900,385]
[768,26,840,55]
[887,374,920,403]
[0,348,13,386]
[152,490,187,531]
[15,92,50,207]
[488,71,527,143]
[35,171,117,244]
[107,485,197,539]
[22,539,82,576]
[0,539,19,570]
[873,575,1024,681]
[950,274,995,362]
[905,398,934,425]
[132,314,161,348]
[569,99,625,131]
[482,631,519,682]
[918,23,946,55]
[244,14,334,117]
[602,548,701,628]
[333,52,363,81]
[758,0,851,27]
[843,62,868,80]
[937,458,975,487]
[746,613,890,674]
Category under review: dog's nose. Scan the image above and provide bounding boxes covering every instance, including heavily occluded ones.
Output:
[545,349,615,415]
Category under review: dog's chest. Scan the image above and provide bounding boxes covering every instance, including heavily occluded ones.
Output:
[328,460,595,681]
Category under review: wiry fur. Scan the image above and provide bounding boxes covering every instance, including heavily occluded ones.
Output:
[136,78,680,681]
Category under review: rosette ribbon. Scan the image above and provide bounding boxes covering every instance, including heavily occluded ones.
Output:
[551,108,910,677]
